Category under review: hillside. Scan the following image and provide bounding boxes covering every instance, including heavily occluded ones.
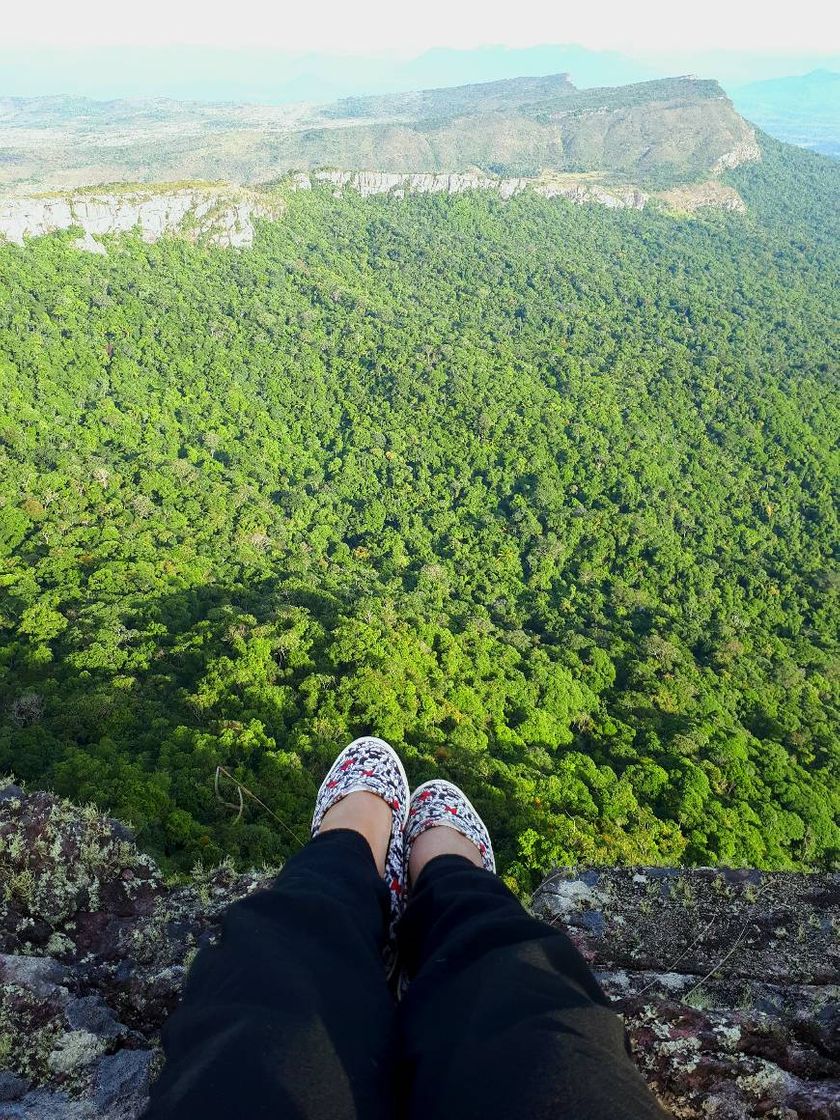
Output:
[0,134,837,888]
[0,74,759,193]
[730,70,840,158]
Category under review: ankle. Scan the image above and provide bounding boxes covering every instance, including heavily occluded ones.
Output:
[408,824,483,885]
[320,791,392,875]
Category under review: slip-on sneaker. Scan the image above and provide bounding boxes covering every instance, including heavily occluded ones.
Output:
[404,778,495,873]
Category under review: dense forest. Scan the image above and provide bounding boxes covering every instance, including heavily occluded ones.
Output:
[0,140,837,890]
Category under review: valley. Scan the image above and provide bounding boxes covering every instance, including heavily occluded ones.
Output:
[0,117,836,885]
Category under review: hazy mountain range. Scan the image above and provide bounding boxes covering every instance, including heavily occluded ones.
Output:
[3,44,837,166]
[729,70,840,158]
[3,43,839,102]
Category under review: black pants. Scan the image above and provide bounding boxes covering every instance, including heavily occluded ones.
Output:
[143,830,667,1119]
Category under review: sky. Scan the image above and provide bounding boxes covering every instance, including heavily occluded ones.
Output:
[4,0,839,53]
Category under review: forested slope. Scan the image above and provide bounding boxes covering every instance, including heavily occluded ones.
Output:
[0,144,837,888]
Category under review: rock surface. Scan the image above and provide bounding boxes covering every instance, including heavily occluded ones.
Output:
[289,169,744,213]
[534,868,839,1118]
[1,784,836,1119]
[0,189,274,250]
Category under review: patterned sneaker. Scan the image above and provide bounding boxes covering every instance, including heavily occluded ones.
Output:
[405,779,495,873]
[312,737,410,964]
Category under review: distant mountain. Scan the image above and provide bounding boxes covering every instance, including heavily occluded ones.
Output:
[0,45,656,103]
[394,45,659,91]
[0,74,759,195]
[320,72,578,120]
[3,44,839,104]
[729,70,840,158]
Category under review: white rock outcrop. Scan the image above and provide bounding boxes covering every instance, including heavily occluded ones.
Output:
[293,170,649,210]
[309,170,533,200]
[711,138,762,173]
[73,231,108,255]
[289,169,749,215]
[0,190,269,249]
[534,181,647,209]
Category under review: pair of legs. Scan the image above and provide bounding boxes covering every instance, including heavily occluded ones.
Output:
[142,786,667,1119]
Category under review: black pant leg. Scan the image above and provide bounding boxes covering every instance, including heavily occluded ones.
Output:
[396,854,668,1120]
[143,829,397,1120]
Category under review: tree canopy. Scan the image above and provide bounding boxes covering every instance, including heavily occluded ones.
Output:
[1,143,837,889]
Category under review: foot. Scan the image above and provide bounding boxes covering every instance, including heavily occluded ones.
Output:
[405,780,495,886]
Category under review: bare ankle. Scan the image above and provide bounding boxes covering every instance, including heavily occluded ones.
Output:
[320,791,392,875]
[409,825,483,885]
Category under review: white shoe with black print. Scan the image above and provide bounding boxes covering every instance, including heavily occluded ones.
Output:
[311,737,410,970]
[405,779,495,873]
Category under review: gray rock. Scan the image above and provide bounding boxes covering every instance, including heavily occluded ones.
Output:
[0,955,69,999]
[65,996,125,1041]
[91,1050,153,1115]
[105,819,136,844]
[0,1072,30,1102]
[0,1087,88,1119]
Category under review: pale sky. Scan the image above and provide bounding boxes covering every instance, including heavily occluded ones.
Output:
[4,0,838,52]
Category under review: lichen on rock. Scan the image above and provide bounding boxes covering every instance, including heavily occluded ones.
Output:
[0,783,273,1118]
[534,867,840,1117]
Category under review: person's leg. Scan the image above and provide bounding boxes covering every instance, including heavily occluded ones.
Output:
[397,783,669,1120]
[143,777,402,1120]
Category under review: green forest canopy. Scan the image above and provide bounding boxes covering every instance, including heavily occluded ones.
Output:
[0,138,838,890]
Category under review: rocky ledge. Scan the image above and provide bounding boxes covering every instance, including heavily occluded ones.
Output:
[0,169,748,254]
[287,169,747,213]
[534,869,839,1118]
[0,784,837,1119]
[0,189,275,251]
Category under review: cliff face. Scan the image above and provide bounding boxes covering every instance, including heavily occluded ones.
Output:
[287,169,651,208]
[1,784,837,1119]
[292,168,747,211]
[0,172,747,251]
[0,189,274,250]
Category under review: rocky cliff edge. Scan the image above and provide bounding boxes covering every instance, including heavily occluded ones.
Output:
[0,188,277,250]
[0,783,837,1119]
[0,172,748,253]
